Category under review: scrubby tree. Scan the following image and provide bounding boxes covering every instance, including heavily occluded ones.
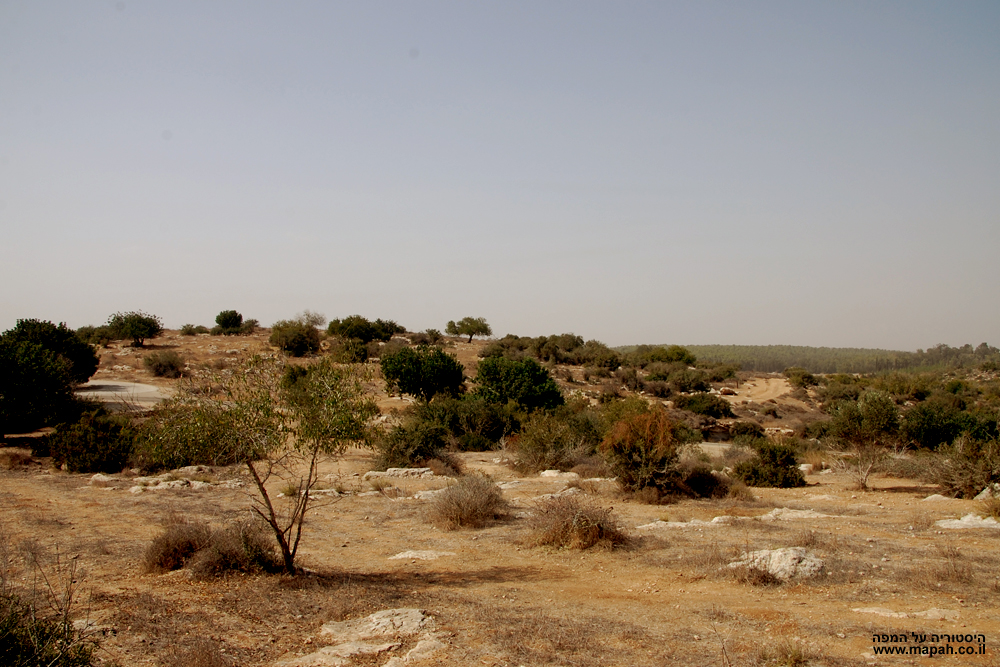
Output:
[270,320,320,357]
[474,356,563,412]
[446,317,492,343]
[106,311,163,347]
[213,310,243,335]
[381,345,465,401]
[328,315,404,343]
[1,319,98,383]
[0,339,76,436]
[600,410,682,492]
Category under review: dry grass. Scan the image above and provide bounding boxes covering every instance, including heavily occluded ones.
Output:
[981,495,1000,520]
[142,521,212,573]
[162,638,233,667]
[525,495,630,550]
[425,474,509,530]
[0,448,32,469]
[726,481,755,501]
[143,520,279,576]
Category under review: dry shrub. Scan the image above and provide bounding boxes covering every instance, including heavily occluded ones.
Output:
[143,521,279,577]
[570,457,610,479]
[526,496,629,550]
[426,457,461,477]
[187,522,281,577]
[0,447,32,469]
[726,481,755,501]
[426,474,509,530]
[730,563,782,587]
[980,496,1000,521]
[142,522,212,573]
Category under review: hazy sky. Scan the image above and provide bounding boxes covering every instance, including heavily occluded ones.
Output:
[2,2,998,349]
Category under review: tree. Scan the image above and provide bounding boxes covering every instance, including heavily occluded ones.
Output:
[381,345,465,401]
[106,311,163,347]
[446,317,492,343]
[328,315,404,343]
[0,319,98,383]
[473,357,563,412]
[600,410,682,492]
[213,310,243,335]
[0,339,75,437]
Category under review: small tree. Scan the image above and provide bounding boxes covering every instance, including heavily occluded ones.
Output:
[1,319,99,383]
[0,340,76,437]
[600,410,682,492]
[106,311,163,347]
[474,356,563,412]
[213,310,243,334]
[446,317,492,343]
[270,320,320,357]
[381,345,465,401]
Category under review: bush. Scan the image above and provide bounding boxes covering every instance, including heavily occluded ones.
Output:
[1,319,99,384]
[674,393,734,418]
[784,367,817,388]
[142,522,213,573]
[143,350,186,378]
[47,410,135,473]
[732,443,805,488]
[474,357,563,412]
[370,421,450,470]
[75,324,114,347]
[730,421,764,441]
[426,474,509,529]
[132,401,243,471]
[212,310,243,335]
[329,338,369,363]
[0,591,98,666]
[526,496,629,550]
[0,339,77,435]
[180,324,210,336]
[410,396,520,450]
[600,410,682,492]
[381,345,465,400]
[510,411,589,474]
[327,315,404,343]
[269,320,320,357]
[919,437,1000,498]
[106,311,163,347]
[408,329,443,345]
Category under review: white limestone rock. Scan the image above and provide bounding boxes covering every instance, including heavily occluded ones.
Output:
[727,547,824,580]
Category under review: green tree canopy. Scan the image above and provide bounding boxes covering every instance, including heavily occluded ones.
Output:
[106,311,163,347]
[473,356,563,412]
[328,315,404,343]
[0,339,75,436]
[1,319,98,383]
[381,345,465,401]
[446,317,492,343]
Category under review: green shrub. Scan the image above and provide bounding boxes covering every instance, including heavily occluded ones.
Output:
[510,411,589,474]
[784,366,817,388]
[526,496,629,550]
[106,310,163,347]
[269,320,320,357]
[474,356,563,412]
[48,410,135,473]
[212,310,244,335]
[329,338,369,363]
[180,324,210,336]
[133,401,243,471]
[0,591,98,667]
[426,474,508,529]
[674,393,734,418]
[410,396,520,450]
[730,421,764,441]
[75,324,115,347]
[732,443,805,488]
[143,350,186,378]
[370,421,450,470]
[327,315,404,343]
[600,410,682,492]
[408,329,443,345]
[1,319,99,384]
[0,339,77,435]
[381,345,465,400]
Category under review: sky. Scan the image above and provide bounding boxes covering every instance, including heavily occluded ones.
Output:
[1,1,998,350]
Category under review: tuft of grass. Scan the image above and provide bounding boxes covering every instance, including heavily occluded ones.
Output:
[426,474,509,530]
[162,638,232,667]
[526,496,630,550]
[980,496,1000,521]
[726,481,755,501]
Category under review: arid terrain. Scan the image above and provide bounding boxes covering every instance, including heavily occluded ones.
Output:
[3,332,999,667]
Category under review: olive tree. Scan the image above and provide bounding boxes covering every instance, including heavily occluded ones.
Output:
[446,317,492,343]
[106,311,163,347]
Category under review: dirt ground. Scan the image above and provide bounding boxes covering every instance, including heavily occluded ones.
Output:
[4,333,999,666]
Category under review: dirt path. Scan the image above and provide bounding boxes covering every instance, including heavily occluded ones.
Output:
[722,376,790,403]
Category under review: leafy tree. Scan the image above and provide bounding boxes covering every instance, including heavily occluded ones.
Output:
[328,315,404,343]
[213,310,243,335]
[446,316,492,343]
[474,356,563,412]
[381,345,465,401]
[830,390,899,446]
[0,340,75,436]
[270,320,320,357]
[0,319,98,383]
[106,311,163,347]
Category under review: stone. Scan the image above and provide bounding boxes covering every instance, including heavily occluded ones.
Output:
[363,468,434,480]
[798,464,814,475]
[320,609,433,643]
[760,508,839,521]
[388,551,455,561]
[89,473,117,486]
[539,470,580,480]
[974,484,1000,501]
[412,489,446,500]
[405,638,445,662]
[533,487,583,501]
[176,465,210,474]
[934,513,1000,529]
[727,547,824,580]
[922,494,952,502]
[272,641,400,667]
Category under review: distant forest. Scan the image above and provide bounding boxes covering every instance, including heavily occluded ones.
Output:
[614,343,1000,374]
